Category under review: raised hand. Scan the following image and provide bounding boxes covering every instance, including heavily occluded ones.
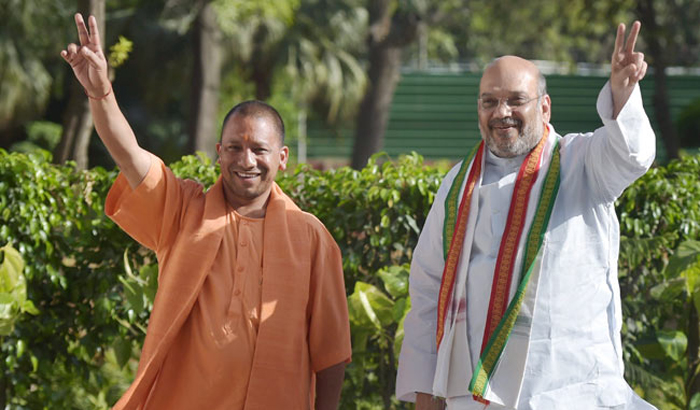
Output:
[610,21,648,118]
[60,14,111,99]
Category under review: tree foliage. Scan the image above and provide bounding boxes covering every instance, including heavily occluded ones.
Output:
[0,0,73,144]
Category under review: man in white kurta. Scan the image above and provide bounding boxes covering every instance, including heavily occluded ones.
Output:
[396,23,658,410]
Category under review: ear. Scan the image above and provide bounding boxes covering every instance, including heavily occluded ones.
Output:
[278,146,289,171]
[540,94,552,124]
[215,142,222,163]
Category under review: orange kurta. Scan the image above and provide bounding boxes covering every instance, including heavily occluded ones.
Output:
[105,154,351,410]
[144,209,264,409]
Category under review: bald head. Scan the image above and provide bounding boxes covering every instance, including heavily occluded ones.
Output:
[481,56,547,97]
[477,55,551,158]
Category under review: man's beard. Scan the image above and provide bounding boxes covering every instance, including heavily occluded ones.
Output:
[480,117,544,158]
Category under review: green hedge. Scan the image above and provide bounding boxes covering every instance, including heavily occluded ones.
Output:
[617,155,700,408]
[1,148,699,409]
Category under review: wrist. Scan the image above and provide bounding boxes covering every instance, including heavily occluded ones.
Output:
[84,83,112,100]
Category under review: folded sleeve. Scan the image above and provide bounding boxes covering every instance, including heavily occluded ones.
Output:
[306,218,352,373]
[585,81,656,202]
[105,153,199,253]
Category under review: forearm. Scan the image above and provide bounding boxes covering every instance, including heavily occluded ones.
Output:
[61,13,151,188]
[89,92,150,188]
[597,82,655,167]
[416,393,445,410]
[314,361,346,410]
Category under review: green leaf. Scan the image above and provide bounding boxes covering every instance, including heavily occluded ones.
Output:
[692,288,700,321]
[404,214,421,234]
[359,288,382,329]
[650,277,686,302]
[666,240,700,279]
[0,243,24,292]
[393,296,411,361]
[112,337,132,369]
[684,263,700,296]
[21,299,39,315]
[0,293,17,336]
[351,327,371,354]
[123,248,135,279]
[126,283,144,315]
[380,214,390,228]
[656,330,687,362]
[140,263,159,304]
[690,393,700,410]
[108,36,133,68]
[635,338,666,361]
[392,297,408,322]
[349,282,394,329]
[30,354,38,372]
[378,265,409,299]
[16,339,26,358]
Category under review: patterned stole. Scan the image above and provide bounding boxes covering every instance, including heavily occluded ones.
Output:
[436,131,561,402]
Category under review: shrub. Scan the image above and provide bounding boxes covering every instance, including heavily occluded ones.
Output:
[617,155,700,408]
[1,148,698,409]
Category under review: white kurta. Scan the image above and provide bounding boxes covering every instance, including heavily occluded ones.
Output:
[396,82,657,410]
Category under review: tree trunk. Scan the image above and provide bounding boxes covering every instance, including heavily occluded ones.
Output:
[54,0,105,169]
[252,67,273,102]
[351,45,402,169]
[251,24,274,101]
[188,0,222,158]
[637,0,681,161]
[350,1,420,169]
[651,65,680,161]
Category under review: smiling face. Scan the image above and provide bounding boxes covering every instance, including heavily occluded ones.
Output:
[216,112,289,214]
[477,56,551,158]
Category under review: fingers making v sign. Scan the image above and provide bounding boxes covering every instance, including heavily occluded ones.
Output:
[610,21,648,118]
[60,13,111,99]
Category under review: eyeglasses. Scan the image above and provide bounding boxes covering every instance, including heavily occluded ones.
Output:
[478,95,542,111]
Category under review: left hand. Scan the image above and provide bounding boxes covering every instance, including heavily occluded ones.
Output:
[610,21,648,118]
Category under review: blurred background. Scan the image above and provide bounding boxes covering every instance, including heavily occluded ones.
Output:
[2,0,699,172]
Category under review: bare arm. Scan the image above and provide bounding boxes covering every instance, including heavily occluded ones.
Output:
[314,361,346,410]
[415,393,445,410]
[610,21,648,119]
[61,13,150,188]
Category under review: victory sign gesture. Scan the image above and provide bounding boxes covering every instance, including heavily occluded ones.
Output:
[610,21,648,118]
[60,13,111,99]
[60,13,150,187]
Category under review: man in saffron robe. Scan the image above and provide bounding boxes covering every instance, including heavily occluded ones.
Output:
[396,22,658,410]
[62,13,351,410]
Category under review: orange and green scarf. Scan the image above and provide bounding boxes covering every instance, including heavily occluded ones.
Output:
[436,133,561,401]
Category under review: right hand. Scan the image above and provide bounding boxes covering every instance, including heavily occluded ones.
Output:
[60,13,111,98]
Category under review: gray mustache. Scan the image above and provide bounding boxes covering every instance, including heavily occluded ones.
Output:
[489,118,521,128]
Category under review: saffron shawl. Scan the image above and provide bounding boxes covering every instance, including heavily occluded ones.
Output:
[106,156,350,409]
